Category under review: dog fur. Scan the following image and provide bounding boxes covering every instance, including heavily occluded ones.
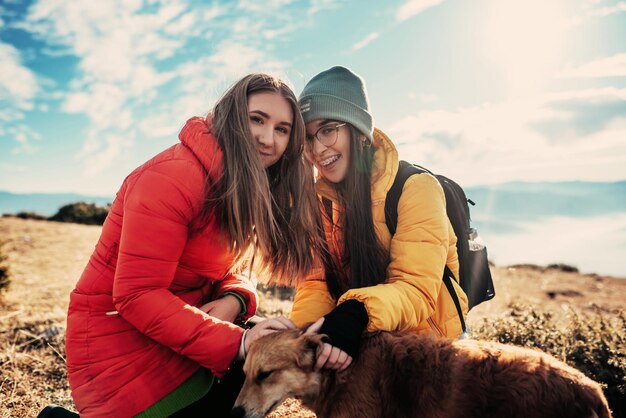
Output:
[232,330,611,418]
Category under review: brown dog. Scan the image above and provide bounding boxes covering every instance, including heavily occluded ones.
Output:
[232,330,611,418]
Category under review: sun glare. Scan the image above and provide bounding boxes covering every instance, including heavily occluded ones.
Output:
[482,0,570,96]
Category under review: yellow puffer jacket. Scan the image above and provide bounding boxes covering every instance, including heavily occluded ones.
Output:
[290,128,468,338]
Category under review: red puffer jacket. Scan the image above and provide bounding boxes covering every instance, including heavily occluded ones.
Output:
[66,117,258,418]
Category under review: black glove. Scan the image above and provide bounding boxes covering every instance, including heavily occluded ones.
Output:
[319,299,368,358]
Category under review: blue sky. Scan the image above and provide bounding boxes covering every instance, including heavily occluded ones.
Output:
[1,0,626,196]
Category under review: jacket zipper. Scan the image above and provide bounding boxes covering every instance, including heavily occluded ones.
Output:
[427,317,444,337]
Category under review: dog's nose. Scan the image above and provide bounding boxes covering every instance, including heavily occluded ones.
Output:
[230,405,246,418]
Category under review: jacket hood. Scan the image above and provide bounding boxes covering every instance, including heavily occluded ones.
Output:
[178,116,224,180]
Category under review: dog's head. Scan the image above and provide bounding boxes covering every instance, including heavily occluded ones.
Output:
[232,329,325,418]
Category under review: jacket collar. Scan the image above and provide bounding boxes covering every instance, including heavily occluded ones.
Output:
[178,116,223,180]
[315,127,399,204]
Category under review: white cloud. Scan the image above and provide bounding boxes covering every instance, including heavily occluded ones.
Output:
[17,0,207,175]
[408,92,438,103]
[175,41,270,97]
[79,133,131,177]
[388,88,626,186]
[0,42,41,154]
[544,86,626,102]
[207,41,287,82]
[62,84,133,130]
[589,1,626,17]
[420,93,439,103]
[138,113,184,139]
[573,0,626,23]
[263,24,299,40]
[202,5,222,21]
[352,32,379,51]
[0,163,28,173]
[13,131,39,154]
[238,0,292,12]
[163,11,196,35]
[4,0,299,185]
[396,0,444,21]
[0,42,38,109]
[22,1,186,81]
[140,40,291,141]
[558,53,626,78]
[8,124,41,155]
[154,1,186,24]
[232,17,264,35]
[307,0,338,16]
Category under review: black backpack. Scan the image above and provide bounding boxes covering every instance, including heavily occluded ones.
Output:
[385,161,495,332]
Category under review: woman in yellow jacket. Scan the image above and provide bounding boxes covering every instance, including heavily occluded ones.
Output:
[290,66,469,370]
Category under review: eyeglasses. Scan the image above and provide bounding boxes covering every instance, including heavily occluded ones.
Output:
[305,123,347,149]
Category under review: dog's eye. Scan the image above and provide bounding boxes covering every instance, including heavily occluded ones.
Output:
[256,370,274,383]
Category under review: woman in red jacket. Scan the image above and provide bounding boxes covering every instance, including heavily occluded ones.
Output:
[43,74,324,418]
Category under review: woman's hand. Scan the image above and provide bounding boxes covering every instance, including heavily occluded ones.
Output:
[238,316,296,360]
[199,295,242,323]
[306,318,353,371]
[245,316,296,349]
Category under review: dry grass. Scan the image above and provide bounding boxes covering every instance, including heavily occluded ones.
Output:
[0,218,314,418]
[1,217,624,418]
[0,218,100,417]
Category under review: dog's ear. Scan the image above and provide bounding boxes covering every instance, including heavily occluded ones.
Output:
[295,332,325,369]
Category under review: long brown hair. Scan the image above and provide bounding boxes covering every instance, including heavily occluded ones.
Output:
[325,126,389,299]
[198,73,324,285]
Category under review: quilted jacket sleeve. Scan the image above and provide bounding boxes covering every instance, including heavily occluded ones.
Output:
[289,266,336,328]
[111,160,243,377]
[338,173,450,332]
[211,272,259,320]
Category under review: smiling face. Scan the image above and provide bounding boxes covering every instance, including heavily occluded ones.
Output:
[305,119,351,183]
[247,91,293,168]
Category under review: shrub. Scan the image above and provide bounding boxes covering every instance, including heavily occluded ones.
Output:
[48,202,111,225]
[258,283,295,300]
[0,241,9,292]
[474,304,625,417]
[0,264,8,291]
[547,263,579,273]
[14,211,48,221]
[255,284,294,318]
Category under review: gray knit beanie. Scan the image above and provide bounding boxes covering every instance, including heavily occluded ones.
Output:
[299,66,373,141]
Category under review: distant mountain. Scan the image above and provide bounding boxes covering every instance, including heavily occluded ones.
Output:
[462,180,626,277]
[1,180,625,220]
[2,181,625,276]
[0,191,113,217]
[465,180,626,223]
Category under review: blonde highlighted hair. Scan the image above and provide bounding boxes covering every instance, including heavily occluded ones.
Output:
[197,73,324,285]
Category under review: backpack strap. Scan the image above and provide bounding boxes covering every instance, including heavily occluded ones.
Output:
[443,267,468,333]
[385,160,427,235]
[385,161,468,334]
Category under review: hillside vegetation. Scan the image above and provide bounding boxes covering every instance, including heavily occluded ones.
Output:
[4,201,111,226]
[1,217,624,418]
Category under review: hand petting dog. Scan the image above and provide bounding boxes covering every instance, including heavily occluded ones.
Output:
[305,299,369,371]
[238,317,296,360]
[306,318,352,371]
